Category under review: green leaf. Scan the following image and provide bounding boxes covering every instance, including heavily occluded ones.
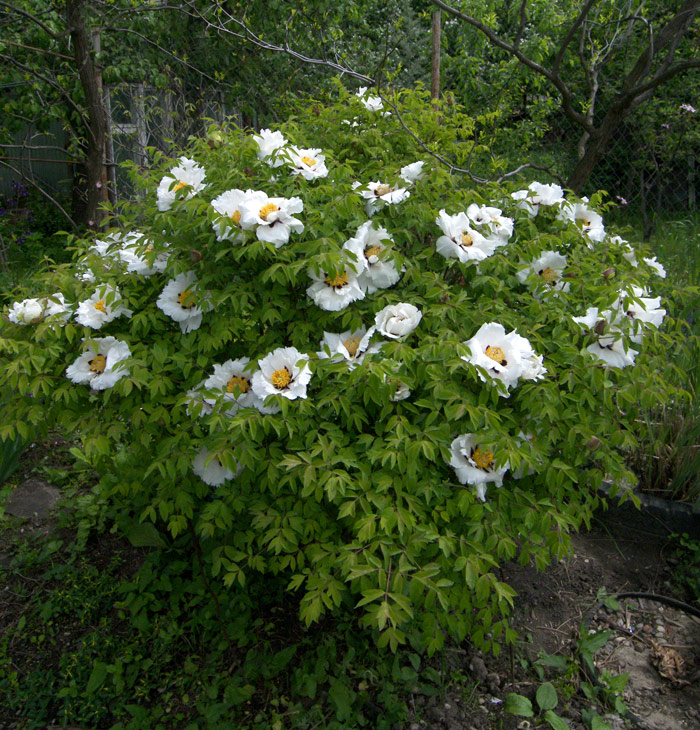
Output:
[543,709,570,730]
[504,693,534,717]
[536,682,558,711]
[123,521,168,548]
[85,661,108,695]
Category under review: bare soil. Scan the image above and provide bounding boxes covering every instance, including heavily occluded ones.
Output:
[409,504,700,730]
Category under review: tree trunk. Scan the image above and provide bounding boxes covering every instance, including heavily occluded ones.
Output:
[566,111,623,194]
[65,0,108,229]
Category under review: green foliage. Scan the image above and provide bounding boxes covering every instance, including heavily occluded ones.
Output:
[0,87,688,656]
[671,533,700,607]
[0,184,72,295]
[519,624,629,730]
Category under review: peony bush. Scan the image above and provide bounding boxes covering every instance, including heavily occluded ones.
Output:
[0,86,686,654]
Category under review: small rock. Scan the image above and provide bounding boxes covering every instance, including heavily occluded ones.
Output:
[4,478,60,520]
[469,656,489,683]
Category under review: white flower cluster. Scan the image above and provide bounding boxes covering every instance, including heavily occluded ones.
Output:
[252,128,329,180]
[572,286,666,368]
[511,183,607,245]
[306,222,402,311]
[435,204,513,263]
[8,294,70,325]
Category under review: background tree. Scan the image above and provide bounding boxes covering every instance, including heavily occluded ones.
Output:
[432,0,700,192]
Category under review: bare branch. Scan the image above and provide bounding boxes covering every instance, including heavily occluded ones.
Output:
[0,52,91,132]
[431,0,592,133]
[0,142,81,161]
[1,39,73,60]
[618,0,700,101]
[553,0,600,74]
[106,26,239,90]
[0,1,66,40]
[514,0,529,50]
[628,58,700,107]
[177,0,375,85]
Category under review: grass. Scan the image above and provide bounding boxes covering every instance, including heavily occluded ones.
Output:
[608,209,700,504]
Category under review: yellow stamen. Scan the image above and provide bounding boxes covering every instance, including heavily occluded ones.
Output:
[94,299,107,313]
[231,209,242,224]
[325,272,348,288]
[227,376,250,394]
[178,288,195,309]
[270,367,292,390]
[471,447,494,471]
[259,202,279,221]
[145,244,153,252]
[89,354,107,374]
[461,232,474,247]
[374,184,392,197]
[540,267,557,283]
[364,245,382,259]
[485,345,506,364]
[173,181,188,192]
[301,156,317,167]
[344,336,361,357]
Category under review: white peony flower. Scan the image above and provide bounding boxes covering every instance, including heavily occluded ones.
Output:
[116,231,169,276]
[586,338,637,368]
[643,257,666,278]
[435,210,499,263]
[572,307,637,368]
[44,293,71,322]
[356,87,385,112]
[466,203,514,245]
[399,161,425,184]
[344,221,401,294]
[317,328,382,369]
[157,157,206,211]
[185,380,216,418]
[356,181,410,216]
[516,250,570,296]
[306,263,366,311]
[287,147,329,180]
[448,433,509,502]
[239,191,304,247]
[374,302,422,339]
[558,201,606,243]
[156,271,210,334]
[76,284,132,329]
[387,376,411,402]
[252,347,312,408]
[252,128,288,167]
[8,298,46,325]
[65,336,131,390]
[462,322,545,395]
[192,446,241,486]
[203,358,260,414]
[614,286,666,343]
[210,188,258,242]
[511,182,564,216]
